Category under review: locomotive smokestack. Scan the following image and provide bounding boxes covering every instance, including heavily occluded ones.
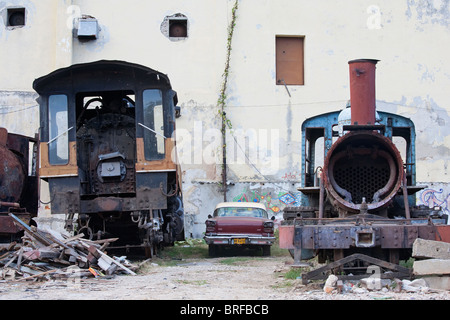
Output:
[348,59,379,125]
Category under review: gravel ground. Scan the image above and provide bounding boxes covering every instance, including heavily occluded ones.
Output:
[0,255,448,301]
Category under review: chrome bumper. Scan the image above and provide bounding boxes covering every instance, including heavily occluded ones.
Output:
[204,235,276,246]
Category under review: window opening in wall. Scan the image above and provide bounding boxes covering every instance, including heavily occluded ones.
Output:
[7,7,25,27]
[161,13,188,41]
[169,18,187,37]
[276,36,305,85]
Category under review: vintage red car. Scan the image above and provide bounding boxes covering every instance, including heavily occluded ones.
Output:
[204,202,276,256]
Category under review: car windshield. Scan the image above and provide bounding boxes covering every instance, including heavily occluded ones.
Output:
[214,207,268,218]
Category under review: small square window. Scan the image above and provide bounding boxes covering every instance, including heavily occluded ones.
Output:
[7,8,25,27]
[169,19,187,38]
[276,36,305,85]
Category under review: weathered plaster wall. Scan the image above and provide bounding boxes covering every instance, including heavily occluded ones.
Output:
[182,0,450,236]
[0,0,449,237]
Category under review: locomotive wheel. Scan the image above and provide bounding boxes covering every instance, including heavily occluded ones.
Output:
[77,226,93,240]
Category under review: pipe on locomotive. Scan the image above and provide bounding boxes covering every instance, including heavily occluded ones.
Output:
[323,59,404,214]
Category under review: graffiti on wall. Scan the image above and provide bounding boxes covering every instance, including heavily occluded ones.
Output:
[419,188,450,215]
[232,187,302,214]
[232,187,450,216]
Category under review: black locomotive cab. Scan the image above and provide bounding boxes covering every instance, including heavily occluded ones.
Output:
[33,60,184,256]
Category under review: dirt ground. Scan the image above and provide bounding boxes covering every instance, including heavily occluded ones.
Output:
[0,255,448,301]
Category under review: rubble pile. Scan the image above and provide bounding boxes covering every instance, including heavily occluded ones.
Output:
[322,238,450,294]
[0,218,137,282]
[322,274,434,294]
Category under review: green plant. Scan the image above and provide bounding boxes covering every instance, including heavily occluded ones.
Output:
[283,268,304,280]
[156,239,209,262]
[400,257,415,269]
[219,256,258,265]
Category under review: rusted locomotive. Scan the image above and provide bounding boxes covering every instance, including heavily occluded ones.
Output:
[279,59,448,280]
[33,60,184,256]
[0,127,39,243]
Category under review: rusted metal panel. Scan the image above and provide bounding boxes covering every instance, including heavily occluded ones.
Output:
[1,128,39,219]
[295,221,438,250]
[136,172,168,210]
[295,225,353,249]
[278,225,295,249]
[436,225,450,243]
[0,211,32,235]
[80,197,136,213]
[48,177,80,214]
[0,215,22,234]
[0,146,25,204]
[0,127,7,146]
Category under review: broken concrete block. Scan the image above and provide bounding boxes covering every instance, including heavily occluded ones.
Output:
[412,238,450,259]
[413,259,450,276]
[323,274,338,293]
[361,277,382,291]
[402,279,429,292]
[422,276,450,291]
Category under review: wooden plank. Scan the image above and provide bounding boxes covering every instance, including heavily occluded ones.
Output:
[88,246,136,275]
[15,268,60,281]
[62,233,86,243]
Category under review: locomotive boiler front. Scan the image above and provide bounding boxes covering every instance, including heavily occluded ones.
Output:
[323,59,404,214]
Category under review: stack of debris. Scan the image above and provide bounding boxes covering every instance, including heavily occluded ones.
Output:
[412,238,450,291]
[0,213,137,282]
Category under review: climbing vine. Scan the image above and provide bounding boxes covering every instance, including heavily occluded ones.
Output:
[218,0,239,199]
[218,0,239,133]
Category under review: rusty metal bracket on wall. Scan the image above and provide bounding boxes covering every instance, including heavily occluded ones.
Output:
[278,79,291,97]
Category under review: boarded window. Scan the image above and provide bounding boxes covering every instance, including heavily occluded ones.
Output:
[276,36,304,85]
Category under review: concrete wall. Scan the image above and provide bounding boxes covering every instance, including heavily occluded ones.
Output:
[0,0,449,238]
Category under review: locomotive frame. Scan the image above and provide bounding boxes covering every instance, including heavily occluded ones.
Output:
[33,60,184,256]
[279,59,449,279]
